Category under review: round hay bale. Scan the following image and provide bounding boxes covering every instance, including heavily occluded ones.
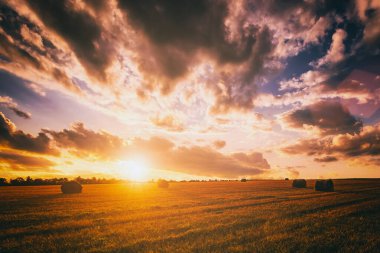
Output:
[315,180,323,191]
[61,181,82,194]
[292,179,306,188]
[157,179,169,188]
[315,179,334,192]
[240,178,247,182]
[325,179,334,191]
[285,178,289,181]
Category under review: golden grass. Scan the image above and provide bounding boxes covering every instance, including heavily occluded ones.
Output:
[0,179,379,252]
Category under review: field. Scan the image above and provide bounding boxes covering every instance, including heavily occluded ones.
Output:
[1,179,379,253]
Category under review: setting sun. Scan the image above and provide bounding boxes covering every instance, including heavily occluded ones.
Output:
[118,158,150,182]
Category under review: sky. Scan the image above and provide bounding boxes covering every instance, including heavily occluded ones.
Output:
[0,0,379,180]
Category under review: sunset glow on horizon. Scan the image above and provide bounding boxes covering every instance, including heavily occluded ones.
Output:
[117,158,151,181]
[0,0,379,180]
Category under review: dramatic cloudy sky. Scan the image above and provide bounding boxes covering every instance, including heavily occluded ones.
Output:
[0,0,379,180]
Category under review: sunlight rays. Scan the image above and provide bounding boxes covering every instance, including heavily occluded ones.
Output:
[117,157,150,182]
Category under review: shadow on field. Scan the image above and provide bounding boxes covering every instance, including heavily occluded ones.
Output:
[110,218,267,253]
[0,223,95,241]
[30,193,66,201]
[335,187,380,196]
[345,205,380,217]
[203,192,338,214]
[289,196,379,217]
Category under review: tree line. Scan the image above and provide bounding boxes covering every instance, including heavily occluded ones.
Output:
[0,177,257,186]
[0,176,124,186]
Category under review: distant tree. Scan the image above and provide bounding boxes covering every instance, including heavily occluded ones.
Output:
[5,176,126,186]
[34,178,44,185]
[75,176,83,184]
[26,176,33,185]
[0,178,8,186]
[10,177,26,186]
[91,177,97,184]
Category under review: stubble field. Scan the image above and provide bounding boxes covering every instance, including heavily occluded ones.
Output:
[1,179,379,253]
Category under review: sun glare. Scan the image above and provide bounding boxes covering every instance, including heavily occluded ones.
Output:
[118,158,150,182]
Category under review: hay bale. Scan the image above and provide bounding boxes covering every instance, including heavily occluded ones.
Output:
[292,179,306,188]
[315,179,334,192]
[157,179,169,188]
[61,181,82,194]
[240,178,247,182]
[285,178,289,181]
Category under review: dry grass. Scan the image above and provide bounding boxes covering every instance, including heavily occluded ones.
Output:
[0,179,379,253]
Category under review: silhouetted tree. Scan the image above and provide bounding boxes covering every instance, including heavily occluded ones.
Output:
[34,178,44,185]
[10,177,25,186]
[26,176,33,185]
[0,178,8,186]
[5,176,124,186]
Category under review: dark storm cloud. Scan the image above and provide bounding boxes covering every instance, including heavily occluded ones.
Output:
[8,106,31,119]
[322,52,380,94]
[118,0,274,112]
[251,0,322,30]
[282,123,380,163]
[0,95,31,119]
[0,30,42,70]
[0,3,81,93]
[2,0,377,115]
[283,100,363,136]
[0,112,58,155]
[314,156,338,162]
[116,0,374,113]
[250,0,355,41]
[367,157,380,166]
[254,0,355,16]
[0,4,46,57]
[356,0,380,47]
[25,0,112,81]
[0,150,56,171]
[83,0,108,12]
[310,1,380,92]
[282,138,330,156]
[270,0,379,104]
[43,123,125,160]
[51,67,81,92]
[118,0,251,65]
[209,27,273,114]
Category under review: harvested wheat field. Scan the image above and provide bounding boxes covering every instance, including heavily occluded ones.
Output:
[1,179,379,253]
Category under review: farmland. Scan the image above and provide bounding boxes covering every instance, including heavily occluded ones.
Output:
[0,179,379,253]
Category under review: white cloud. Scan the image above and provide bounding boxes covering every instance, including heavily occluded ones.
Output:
[313,29,347,67]
[280,70,328,91]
